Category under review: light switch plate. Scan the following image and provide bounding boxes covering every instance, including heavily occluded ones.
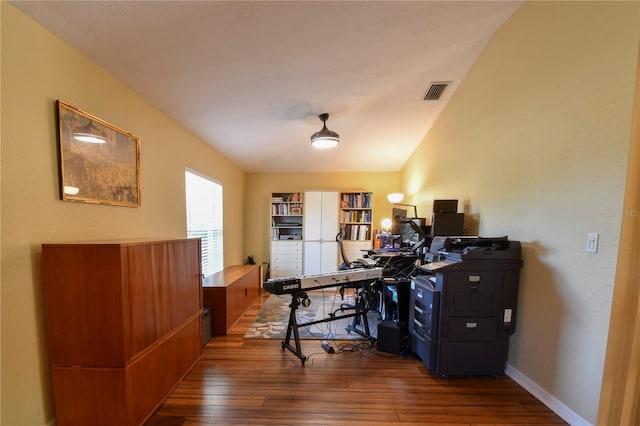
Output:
[586,233,599,253]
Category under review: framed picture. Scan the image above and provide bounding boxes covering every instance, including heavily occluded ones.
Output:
[290,207,302,215]
[56,101,141,207]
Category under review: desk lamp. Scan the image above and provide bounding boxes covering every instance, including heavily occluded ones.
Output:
[387,193,418,218]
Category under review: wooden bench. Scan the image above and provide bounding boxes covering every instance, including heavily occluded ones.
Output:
[202,264,261,336]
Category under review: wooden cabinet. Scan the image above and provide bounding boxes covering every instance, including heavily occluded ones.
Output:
[202,264,261,336]
[42,238,202,426]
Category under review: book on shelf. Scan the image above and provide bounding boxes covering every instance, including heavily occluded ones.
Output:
[342,224,371,241]
[272,202,303,216]
[350,225,358,240]
[341,210,372,223]
[340,192,372,209]
[358,225,369,240]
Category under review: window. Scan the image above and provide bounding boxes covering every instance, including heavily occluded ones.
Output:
[185,170,223,277]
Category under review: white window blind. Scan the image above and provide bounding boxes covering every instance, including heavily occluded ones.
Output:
[185,170,223,277]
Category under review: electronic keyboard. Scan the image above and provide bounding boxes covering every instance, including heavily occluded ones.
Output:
[263,267,383,295]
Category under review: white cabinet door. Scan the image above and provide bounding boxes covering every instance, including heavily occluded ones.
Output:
[303,191,339,274]
[304,241,339,275]
[320,241,339,272]
[303,192,322,241]
[303,241,321,275]
[320,193,339,241]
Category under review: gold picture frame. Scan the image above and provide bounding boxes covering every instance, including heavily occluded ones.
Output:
[56,101,141,207]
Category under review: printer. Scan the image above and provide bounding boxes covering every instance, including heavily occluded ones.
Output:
[423,235,521,271]
[409,236,523,377]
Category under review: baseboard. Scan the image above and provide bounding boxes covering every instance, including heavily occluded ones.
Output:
[505,363,591,426]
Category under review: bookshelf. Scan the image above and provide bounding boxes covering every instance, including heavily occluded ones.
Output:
[339,192,373,241]
[270,192,303,278]
[339,191,374,263]
[271,192,303,241]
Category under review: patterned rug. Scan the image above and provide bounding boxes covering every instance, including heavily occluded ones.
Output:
[244,290,380,340]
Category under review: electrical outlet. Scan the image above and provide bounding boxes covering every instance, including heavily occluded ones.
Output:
[586,233,599,253]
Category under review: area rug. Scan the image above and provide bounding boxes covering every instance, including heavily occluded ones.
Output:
[244,290,380,340]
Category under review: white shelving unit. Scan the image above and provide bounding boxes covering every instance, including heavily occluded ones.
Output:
[270,192,303,278]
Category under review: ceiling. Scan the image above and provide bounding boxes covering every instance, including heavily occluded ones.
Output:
[11,1,521,173]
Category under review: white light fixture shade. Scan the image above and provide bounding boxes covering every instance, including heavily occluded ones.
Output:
[381,218,392,232]
[387,193,404,203]
[311,134,339,149]
[310,113,339,149]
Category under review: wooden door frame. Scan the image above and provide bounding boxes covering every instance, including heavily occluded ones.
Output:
[597,36,640,425]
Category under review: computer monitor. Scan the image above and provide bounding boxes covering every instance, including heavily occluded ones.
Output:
[391,207,407,234]
[400,218,426,245]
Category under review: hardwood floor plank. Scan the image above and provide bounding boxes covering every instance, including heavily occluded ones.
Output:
[145,294,567,425]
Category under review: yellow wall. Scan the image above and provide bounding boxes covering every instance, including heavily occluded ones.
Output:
[244,172,400,267]
[1,3,246,424]
[400,2,640,423]
[598,38,640,426]
[3,1,640,425]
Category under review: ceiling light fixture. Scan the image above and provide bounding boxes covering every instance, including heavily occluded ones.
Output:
[310,113,339,149]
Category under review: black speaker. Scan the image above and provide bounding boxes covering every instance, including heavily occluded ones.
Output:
[377,320,407,355]
[431,212,464,236]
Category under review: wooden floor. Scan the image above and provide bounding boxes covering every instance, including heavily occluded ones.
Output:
[146,293,567,425]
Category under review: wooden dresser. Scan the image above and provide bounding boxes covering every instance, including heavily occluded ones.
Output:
[203,264,261,336]
[42,238,203,426]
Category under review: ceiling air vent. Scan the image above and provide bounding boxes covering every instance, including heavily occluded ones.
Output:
[423,81,451,101]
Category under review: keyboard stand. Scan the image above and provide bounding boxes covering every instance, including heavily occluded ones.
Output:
[282,291,308,365]
[281,284,376,365]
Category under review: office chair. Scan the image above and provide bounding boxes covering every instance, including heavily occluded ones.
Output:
[334,231,380,317]
[337,230,356,270]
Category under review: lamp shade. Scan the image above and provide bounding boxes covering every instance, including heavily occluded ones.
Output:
[387,193,404,203]
[310,113,339,149]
